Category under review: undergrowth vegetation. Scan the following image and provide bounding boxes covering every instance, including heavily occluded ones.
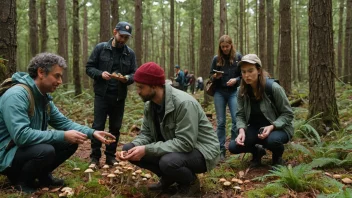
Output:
[0,82,351,197]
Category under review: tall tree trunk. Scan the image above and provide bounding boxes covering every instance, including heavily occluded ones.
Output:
[259,0,266,68]
[219,0,226,38]
[161,0,165,70]
[111,0,119,30]
[29,0,38,57]
[82,4,89,89]
[308,0,339,133]
[134,0,142,67]
[255,0,258,55]
[245,0,249,54]
[337,0,344,79]
[266,0,274,76]
[279,0,291,94]
[144,27,148,63]
[344,0,352,83]
[57,0,69,86]
[239,0,244,54]
[169,0,175,78]
[296,0,302,82]
[40,0,48,52]
[200,0,214,106]
[177,8,181,66]
[190,7,195,75]
[100,0,110,42]
[0,0,16,81]
[72,0,81,95]
[291,2,296,82]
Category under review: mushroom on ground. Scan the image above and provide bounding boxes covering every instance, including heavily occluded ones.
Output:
[126,167,134,184]
[134,170,143,188]
[219,178,227,182]
[72,167,80,171]
[89,164,96,169]
[107,173,116,183]
[233,186,241,194]
[84,168,94,181]
[223,181,232,187]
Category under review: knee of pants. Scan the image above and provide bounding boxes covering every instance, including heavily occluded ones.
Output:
[159,154,179,174]
[122,143,135,151]
[228,140,239,154]
[39,144,56,163]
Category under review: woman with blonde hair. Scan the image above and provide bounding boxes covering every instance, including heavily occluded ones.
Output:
[209,35,242,161]
[229,54,294,167]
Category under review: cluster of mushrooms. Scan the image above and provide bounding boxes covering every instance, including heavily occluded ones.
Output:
[218,170,251,194]
[83,161,152,187]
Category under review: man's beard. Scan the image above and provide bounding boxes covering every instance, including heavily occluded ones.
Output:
[139,89,156,102]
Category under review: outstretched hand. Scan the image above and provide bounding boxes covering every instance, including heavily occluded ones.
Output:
[64,130,88,144]
[117,146,146,161]
[93,131,116,144]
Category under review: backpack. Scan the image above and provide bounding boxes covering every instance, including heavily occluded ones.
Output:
[0,78,35,117]
[264,78,280,106]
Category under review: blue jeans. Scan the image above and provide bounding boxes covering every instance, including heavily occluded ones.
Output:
[228,125,289,160]
[214,89,237,152]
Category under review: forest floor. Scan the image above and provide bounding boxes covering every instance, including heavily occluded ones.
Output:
[0,83,351,197]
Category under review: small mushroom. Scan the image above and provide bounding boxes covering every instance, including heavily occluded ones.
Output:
[59,191,68,197]
[118,170,125,183]
[134,169,142,188]
[342,178,352,184]
[126,167,134,184]
[144,173,152,179]
[219,178,227,182]
[231,178,243,184]
[233,186,241,194]
[223,181,232,187]
[88,164,96,169]
[72,167,80,171]
[333,174,342,179]
[107,173,116,183]
[85,168,94,181]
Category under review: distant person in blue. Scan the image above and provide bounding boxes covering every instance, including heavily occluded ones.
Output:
[174,65,185,91]
[209,35,242,161]
[228,54,294,167]
[0,53,115,193]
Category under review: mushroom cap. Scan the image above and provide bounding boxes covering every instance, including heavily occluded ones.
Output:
[107,174,116,178]
[88,164,96,168]
[233,186,241,190]
[102,172,109,176]
[127,167,134,171]
[219,178,227,182]
[84,168,94,173]
[114,170,120,174]
[73,167,81,171]
[144,173,152,178]
[102,165,110,169]
[135,170,142,174]
[142,178,147,181]
[223,181,232,186]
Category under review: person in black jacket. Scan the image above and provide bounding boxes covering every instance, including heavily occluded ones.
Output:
[86,21,137,166]
[209,35,242,162]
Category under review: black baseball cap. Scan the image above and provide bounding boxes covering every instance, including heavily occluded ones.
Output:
[115,21,132,36]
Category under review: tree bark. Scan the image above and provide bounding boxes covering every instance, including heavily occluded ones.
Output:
[279,0,291,94]
[82,4,89,89]
[57,0,69,86]
[219,0,226,38]
[239,0,244,54]
[296,0,302,82]
[134,0,142,67]
[72,0,81,95]
[337,0,344,79]
[169,0,175,78]
[110,0,119,30]
[29,0,38,57]
[200,0,214,106]
[100,0,110,42]
[259,0,266,68]
[266,0,274,76]
[161,0,166,70]
[308,0,339,133]
[344,0,352,83]
[190,5,195,76]
[40,0,48,52]
[0,0,16,81]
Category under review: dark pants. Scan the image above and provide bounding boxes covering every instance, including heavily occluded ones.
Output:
[91,94,125,160]
[4,142,77,185]
[228,125,289,160]
[122,143,207,185]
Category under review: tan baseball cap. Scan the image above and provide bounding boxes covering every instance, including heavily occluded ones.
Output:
[238,54,262,68]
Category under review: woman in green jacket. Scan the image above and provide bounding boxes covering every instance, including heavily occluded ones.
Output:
[229,54,294,167]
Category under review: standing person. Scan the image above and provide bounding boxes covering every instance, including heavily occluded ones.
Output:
[210,35,242,161]
[117,62,220,198]
[188,72,196,94]
[183,69,190,92]
[174,65,185,90]
[86,21,137,166]
[228,54,294,167]
[0,53,115,193]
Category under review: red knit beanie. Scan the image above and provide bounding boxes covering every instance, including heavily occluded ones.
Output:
[134,62,165,86]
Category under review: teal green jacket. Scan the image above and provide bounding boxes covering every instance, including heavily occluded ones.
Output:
[236,82,294,138]
[132,84,220,171]
[0,72,94,172]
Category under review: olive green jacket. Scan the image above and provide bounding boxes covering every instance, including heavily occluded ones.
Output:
[236,82,294,138]
[132,84,220,171]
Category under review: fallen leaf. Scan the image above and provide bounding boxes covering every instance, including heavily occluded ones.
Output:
[342,178,352,184]
[333,174,342,179]
[324,172,332,177]
[50,187,61,192]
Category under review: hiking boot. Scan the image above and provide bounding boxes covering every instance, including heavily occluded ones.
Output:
[249,145,266,168]
[89,157,100,166]
[220,150,226,162]
[38,174,64,187]
[148,177,175,191]
[15,182,37,194]
[105,157,119,166]
[170,177,201,198]
[272,157,285,167]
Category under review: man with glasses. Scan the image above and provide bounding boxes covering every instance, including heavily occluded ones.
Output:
[86,21,137,167]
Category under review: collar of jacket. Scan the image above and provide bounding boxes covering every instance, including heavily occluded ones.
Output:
[104,38,130,56]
